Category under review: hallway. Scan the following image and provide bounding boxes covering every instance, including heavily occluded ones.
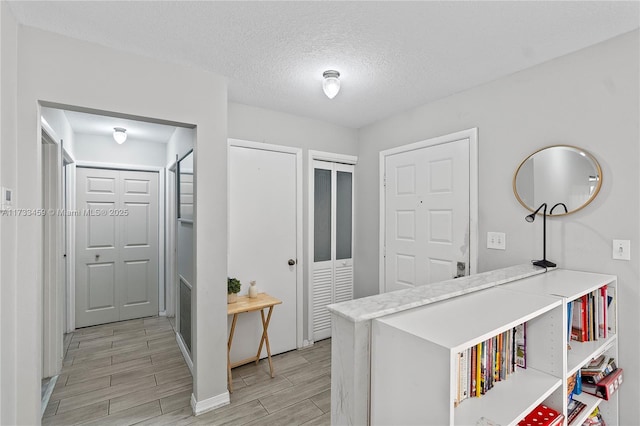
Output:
[43,317,331,425]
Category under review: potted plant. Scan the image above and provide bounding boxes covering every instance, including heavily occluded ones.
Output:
[227,277,241,304]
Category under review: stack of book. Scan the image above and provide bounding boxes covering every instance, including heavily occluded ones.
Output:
[518,403,563,426]
[454,323,526,406]
[569,285,611,342]
[581,355,622,400]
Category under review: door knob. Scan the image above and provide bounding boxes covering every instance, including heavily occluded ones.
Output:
[288,259,296,266]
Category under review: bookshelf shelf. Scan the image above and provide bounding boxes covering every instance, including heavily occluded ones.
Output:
[370,269,619,426]
[455,369,561,426]
[567,334,617,377]
[570,392,603,425]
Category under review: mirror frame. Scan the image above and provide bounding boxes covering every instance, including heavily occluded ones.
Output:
[513,145,603,216]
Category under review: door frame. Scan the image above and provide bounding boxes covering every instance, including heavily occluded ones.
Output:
[228,138,304,349]
[41,118,64,378]
[306,150,358,346]
[68,161,165,330]
[378,128,478,294]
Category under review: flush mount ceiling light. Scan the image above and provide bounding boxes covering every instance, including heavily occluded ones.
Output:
[113,127,127,144]
[322,70,341,99]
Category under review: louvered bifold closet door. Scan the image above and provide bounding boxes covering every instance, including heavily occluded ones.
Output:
[312,161,354,341]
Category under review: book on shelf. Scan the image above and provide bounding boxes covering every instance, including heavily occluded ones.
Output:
[515,323,526,368]
[517,403,563,426]
[582,357,617,385]
[455,325,523,406]
[567,398,587,424]
[582,406,607,426]
[570,286,611,343]
[582,368,623,400]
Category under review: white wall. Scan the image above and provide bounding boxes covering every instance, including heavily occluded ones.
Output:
[228,102,358,342]
[167,126,195,166]
[41,106,75,158]
[8,25,228,423]
[74,133,167,167]
[356,30,640,423]
[0,2,18,424]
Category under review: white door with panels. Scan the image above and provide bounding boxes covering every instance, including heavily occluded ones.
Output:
[312,161,354,341]
[384,138,469,293]
[228,144,298,362]
[75,167,159,328]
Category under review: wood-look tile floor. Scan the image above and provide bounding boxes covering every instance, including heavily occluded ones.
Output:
[44,316,331,426]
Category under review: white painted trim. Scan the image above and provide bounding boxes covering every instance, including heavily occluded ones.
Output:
[165,167,177,317]
[308,150,358,165]
[75,161,163,172]
[41,375,58,418]
[41,124,64,379]
[307,151,358,342]
[378,128,479,294]
[229,138,300,155]
[66,164,77,332]
[191,391,230,416]
[176,332,193,373]
[228,139,305,349]
[158,168,166,313]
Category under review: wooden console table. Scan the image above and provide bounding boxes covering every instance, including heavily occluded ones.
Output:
[227,293,282,392]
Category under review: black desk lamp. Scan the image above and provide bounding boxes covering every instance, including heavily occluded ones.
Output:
[525,202,568,268]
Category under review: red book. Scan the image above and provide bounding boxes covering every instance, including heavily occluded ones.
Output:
[518,404,563,426]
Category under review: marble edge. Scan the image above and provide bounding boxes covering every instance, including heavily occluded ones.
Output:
[327,264,549,323]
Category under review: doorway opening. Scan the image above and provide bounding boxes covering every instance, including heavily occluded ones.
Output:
[39,104,196,387]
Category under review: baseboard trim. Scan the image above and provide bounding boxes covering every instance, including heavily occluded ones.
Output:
[41,375,58,418]
[190,391,230,415]
[175,333,194,374]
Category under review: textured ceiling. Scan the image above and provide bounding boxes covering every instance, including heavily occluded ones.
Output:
[9,1,640,129]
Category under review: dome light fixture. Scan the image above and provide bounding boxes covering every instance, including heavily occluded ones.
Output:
[322,70,341,99]
[113,127,127,144]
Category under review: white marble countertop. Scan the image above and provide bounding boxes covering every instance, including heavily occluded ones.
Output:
[327,264,549,323]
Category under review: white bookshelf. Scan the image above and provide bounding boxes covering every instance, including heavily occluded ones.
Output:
[370,269,619,426]
[502,269,618,426]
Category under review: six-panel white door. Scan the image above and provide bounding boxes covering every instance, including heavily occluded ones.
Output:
[384,139,469,292]
[75,167,159,327]
[228,145,298,362]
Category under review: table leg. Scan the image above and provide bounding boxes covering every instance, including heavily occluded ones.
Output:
[256,307,275,378]
[227,313,239,393]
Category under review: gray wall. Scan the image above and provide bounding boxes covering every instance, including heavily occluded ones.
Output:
[8,24,228,423]
[0,2,19,423]
[228,102,358,342]
[41,106,76,158]
[74,133,167,167]
[356,30,639,423]
[167,126,195,166]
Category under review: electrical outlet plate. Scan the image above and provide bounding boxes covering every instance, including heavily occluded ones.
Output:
[612,239,630,260]
[487,232,506,250]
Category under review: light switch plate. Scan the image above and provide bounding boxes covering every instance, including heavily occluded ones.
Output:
[612,239,630,260]
[487,232,506,250]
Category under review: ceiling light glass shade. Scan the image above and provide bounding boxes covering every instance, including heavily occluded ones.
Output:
[322,70,340,99]
[113,127,127,144]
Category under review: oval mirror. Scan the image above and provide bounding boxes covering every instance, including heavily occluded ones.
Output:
[513,145,602,216]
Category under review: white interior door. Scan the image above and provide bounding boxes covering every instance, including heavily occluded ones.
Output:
[228,145,298,362]
[312,161,354,341]
[75,167,159,327]
[384,138,469,292]
[118,170,159,321]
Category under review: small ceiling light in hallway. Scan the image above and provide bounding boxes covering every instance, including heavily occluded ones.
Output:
[113,127,127,144]
[322,70,341,99]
